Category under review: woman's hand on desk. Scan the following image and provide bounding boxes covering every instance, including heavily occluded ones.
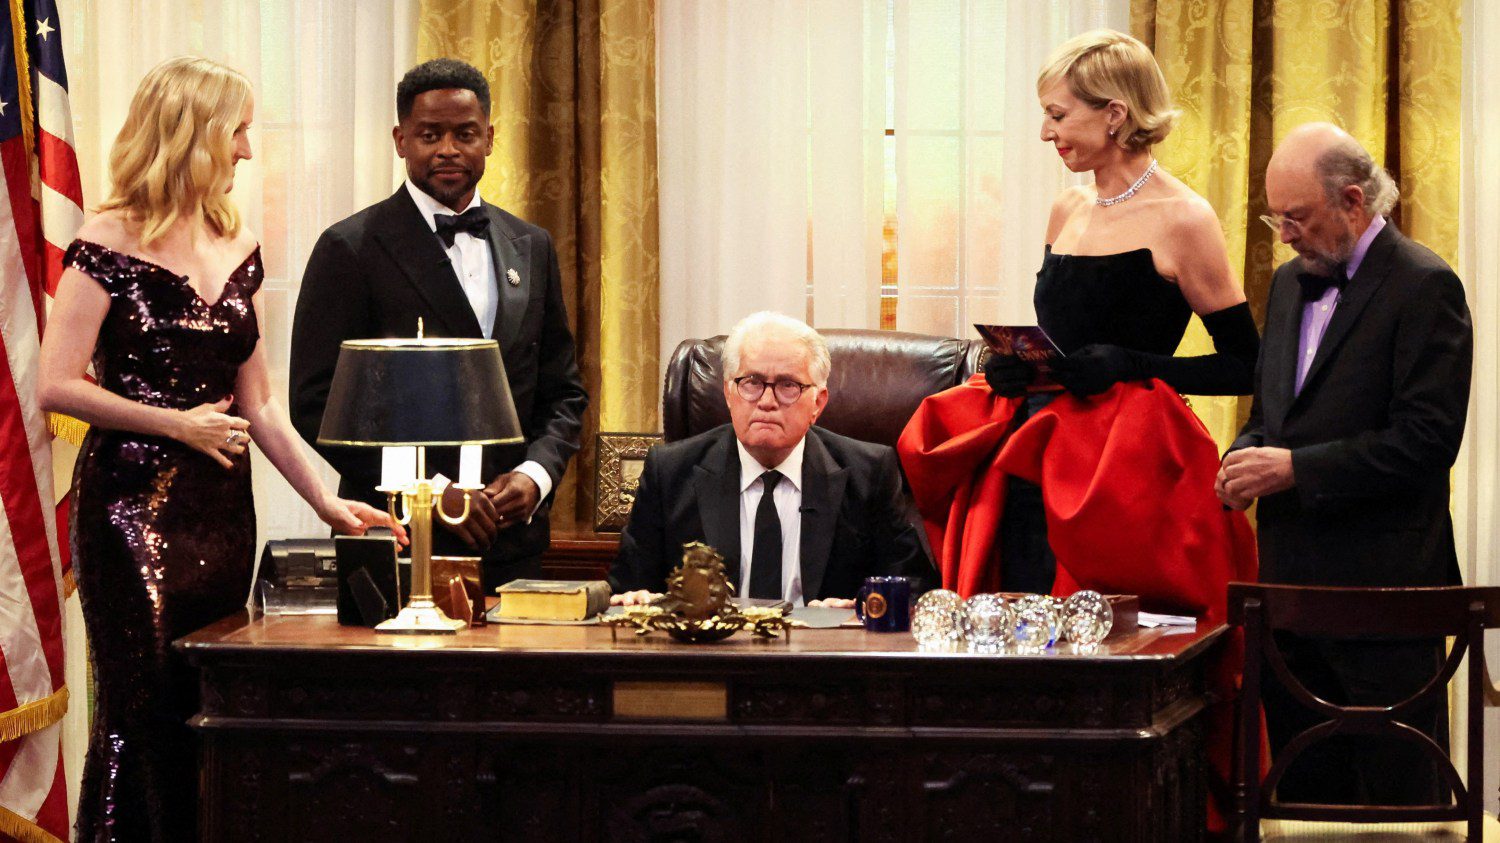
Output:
[317,496,410,546]
[611,589,661,606]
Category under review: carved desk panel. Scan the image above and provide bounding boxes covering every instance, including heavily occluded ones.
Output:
[179,615,1225,841]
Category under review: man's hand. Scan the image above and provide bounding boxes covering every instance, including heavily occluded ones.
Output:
[610,589,660,606]
[1218,447,1295,507]
[1214,464,1253,510]
[437,483,499,550]
[486,471,542,528]
[806,597,855,609]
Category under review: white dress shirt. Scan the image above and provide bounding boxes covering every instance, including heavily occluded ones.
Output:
[406,181,552,512]
[404,180,499,339]
[736,437,806,606]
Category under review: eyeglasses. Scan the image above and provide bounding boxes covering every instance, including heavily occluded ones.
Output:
[1259,213,1304,235]
[732,375,816,405]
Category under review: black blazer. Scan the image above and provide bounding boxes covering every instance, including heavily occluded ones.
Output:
[289,188,588,579]
[1230,222,1471,587]
[609,425,935,600]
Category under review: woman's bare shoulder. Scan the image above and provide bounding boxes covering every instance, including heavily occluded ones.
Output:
[228,225,259,256]
[73,210,140,252]
[1164,190,1226,246]
[1052,184,1093,215]
[1046,185,1093,242]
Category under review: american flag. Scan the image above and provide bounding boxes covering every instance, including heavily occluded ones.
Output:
[0,0,79,839]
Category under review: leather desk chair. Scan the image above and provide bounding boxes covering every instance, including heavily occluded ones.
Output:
[662,328,987,446]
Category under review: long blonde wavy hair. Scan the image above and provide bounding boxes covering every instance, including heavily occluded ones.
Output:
[98,57,250,246]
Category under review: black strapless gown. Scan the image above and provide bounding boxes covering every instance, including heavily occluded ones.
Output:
[66,240,262,842]
[1000,247,1192,593]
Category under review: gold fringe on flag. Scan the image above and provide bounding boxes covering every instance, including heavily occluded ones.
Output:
[46,412,87,446]
[0,804,65,843]
[6,0,36,163]
[61,569,75,598]
[0,687,68,744]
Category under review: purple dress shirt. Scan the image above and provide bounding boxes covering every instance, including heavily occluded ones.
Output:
[1294,215,1386,395]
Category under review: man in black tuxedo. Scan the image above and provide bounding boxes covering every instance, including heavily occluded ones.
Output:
[610,313,933,606]
[1218,123,1472,805]
[290,59,588,586]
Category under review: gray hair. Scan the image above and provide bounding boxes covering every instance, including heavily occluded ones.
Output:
[722,311,832,387]
[1316,139,1399,217]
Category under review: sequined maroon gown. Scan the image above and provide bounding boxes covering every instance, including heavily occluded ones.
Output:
[65,240,261,842]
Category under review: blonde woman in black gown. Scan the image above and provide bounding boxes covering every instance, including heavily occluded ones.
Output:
[39,57,400,841]
[984,30,1261,592]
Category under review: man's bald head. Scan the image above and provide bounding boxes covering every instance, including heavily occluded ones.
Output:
[1265,122,1397,274]
[1268,122,1353,180]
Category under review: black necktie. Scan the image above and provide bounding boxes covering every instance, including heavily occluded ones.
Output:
[1296,263,1348,301]
[433,207,488,248]
[748,470,784,600]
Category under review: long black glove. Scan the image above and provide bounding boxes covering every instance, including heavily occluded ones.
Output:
[1049,302,1259,397]
[983,353,1034,397]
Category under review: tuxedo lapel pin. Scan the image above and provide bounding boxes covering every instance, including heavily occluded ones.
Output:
[506,268,521,287]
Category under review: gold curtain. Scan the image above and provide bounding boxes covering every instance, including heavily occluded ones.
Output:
[1131,0,1461,449]
[417,0,660,531]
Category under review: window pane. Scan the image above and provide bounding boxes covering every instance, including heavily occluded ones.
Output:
[898,134,961,291]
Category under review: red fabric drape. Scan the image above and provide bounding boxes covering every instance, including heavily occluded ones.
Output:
[898,375,1259,829]
[897,375,1256,619]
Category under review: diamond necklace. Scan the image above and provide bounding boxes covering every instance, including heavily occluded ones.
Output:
[1095,160,1158,207]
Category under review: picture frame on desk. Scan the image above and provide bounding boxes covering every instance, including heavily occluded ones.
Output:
[593,432,663,532]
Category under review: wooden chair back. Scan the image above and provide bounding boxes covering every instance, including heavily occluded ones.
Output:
[1227,582,1500,842]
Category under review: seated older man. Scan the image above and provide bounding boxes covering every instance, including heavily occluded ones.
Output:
[610,312,933,607]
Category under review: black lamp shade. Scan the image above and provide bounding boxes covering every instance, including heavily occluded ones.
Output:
[316,338,524,447]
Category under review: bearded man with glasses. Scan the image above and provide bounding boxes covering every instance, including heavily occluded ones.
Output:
[609,312,933,607]
[1219,123,1473,806]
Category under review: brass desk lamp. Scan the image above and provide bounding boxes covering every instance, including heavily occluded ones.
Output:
[317,329,521,633]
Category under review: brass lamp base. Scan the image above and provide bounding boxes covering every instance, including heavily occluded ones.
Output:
[375,602,467,634]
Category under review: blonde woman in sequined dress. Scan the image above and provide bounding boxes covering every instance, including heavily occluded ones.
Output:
[38,57,401,841]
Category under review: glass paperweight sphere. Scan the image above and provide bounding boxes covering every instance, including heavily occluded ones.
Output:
[1012,594,1060,651]
[963,593,1014,652]
[1061,590,1114,647]
[911,589,966,648]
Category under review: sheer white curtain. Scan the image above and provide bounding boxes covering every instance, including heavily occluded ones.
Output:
[657,0,1127,360]
[657,0,866,355]
[1456,0,1499,814]
[58,0,417,822]
[892,0,1127,333]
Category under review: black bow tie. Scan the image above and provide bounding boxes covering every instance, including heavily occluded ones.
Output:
[1296,263,1348,301]
[433,207,488,248]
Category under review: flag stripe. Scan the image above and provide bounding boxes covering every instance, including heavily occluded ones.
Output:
[0,737,20,795]
[0,213,63,698]
[0,1,72,839]
[40,238,60,296]
[38,181,78,252]
[0,143,41,298]
[0,721,58,826]
[36,133,78,209]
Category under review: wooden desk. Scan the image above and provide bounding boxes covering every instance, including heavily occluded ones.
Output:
[180,614,1224,841]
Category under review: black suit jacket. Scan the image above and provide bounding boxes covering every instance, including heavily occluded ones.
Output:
[609,425,935,600]
[290,187,588,581]
[1230,222,1471,587]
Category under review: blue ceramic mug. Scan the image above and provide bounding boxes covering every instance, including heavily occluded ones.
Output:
[855,576,913,632]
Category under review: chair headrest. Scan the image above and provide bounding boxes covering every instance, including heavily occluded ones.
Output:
[662,328,987,448]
